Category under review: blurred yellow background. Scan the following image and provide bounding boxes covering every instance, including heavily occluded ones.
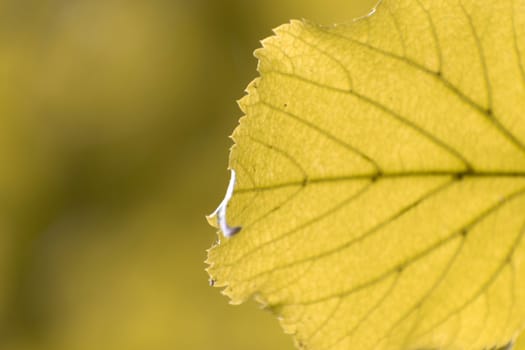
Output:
[1,1,375,349]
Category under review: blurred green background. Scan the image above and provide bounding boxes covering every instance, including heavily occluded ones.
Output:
[1,1,375,349]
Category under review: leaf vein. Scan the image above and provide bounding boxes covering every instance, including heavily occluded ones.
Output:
[238,178,456,296]
[223,181,374,268]
[288,185,525,306]
[308,23,525,157]
[266,69,474,170]
[259,100,382,172]
[512,0,525,89]
[414,208,525,341]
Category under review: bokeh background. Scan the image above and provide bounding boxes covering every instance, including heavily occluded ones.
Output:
[1,1,376,349]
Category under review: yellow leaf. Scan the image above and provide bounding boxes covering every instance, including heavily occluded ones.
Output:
[207,0,525,349]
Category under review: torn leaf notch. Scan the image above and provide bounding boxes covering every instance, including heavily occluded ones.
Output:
[207,169,242,238]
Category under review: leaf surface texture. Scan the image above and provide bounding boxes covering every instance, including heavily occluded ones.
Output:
[208,1,525,349]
